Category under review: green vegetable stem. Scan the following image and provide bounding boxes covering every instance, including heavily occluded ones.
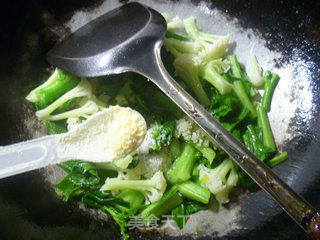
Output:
[257,105,276,152]
[262,71,280,112]
[177,180,211,204]
[166,142,198,183]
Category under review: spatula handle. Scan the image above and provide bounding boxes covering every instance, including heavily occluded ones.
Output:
[0,135,59,179]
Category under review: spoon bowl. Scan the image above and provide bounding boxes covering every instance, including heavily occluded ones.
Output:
[47,2,166,77]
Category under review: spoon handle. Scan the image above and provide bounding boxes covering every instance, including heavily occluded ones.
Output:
[0,135,59,179]
[136,45,319,238]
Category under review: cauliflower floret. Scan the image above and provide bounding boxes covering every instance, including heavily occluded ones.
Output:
[101,171,167,204]
[126,148,171,179]
[248,55,264,87]
[167,16,184,31]
[197,35,230,63]
[174,116,218,148]
[198,159,238,204]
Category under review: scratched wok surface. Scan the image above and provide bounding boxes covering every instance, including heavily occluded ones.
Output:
[0,0,320,239]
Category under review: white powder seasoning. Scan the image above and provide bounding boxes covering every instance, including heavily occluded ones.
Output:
[136,128,155,155]
[174,116,212,147]
[126,148,172,179]
[57,106,147,163]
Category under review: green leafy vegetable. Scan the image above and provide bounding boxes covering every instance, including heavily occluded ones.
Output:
[268,152,288,167]
[257,105,276,152]
[42,120,68,134]
[25,13,287,239]
[173,54,210,106]
[171,200,207,229]
[129,75,182,118]
[177,180,211,204]
[198,158,238,204]
[55,160,100,201]
[262,71,280,112]
[209,88,250,132]
[166,142,198,183]
[150,119,175,151]
[200,61,233,95]
[101,171,167,204]
[185,201,207,214]
[96,75,125,97]
[194,145,216,165]
[242,125,272,161]
[82,189,142,240]
[26,68,80,109]
[233,80,257,119]
[140,186,183,225]
[172,203,188,229]
[166,31,190,42]
[117,189,145,208]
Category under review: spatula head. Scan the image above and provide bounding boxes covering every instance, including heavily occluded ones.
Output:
[47,2,166,77]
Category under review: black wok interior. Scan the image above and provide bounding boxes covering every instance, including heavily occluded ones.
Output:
[0,0,320,239]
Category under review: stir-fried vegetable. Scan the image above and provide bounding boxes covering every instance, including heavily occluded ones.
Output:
[26,14,288,239]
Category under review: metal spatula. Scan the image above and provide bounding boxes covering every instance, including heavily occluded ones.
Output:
[44,2,319,239]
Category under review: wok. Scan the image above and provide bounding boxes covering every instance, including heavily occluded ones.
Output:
[0,0,319,239]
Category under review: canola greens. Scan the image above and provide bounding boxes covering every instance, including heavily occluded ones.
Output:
[26,14,287,239]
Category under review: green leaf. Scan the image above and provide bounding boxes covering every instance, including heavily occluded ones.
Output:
[42,120,68,134]
[185,201,207,214]
[209,88,250,131]
[51,97,78,115]
[238,169,258,191]
[96,75,125,97]
[268,152,288,167]
[242,125,272,161]
[209,88,241,120]
[172,203,188,229]
[82,189,144,240]
[55,161,100,201]
[166,31,190,41]
[55,175,85,201]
